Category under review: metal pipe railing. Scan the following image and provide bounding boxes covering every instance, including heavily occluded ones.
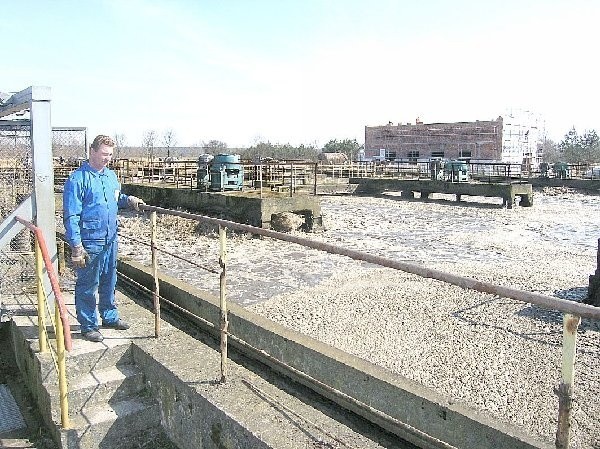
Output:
[15,216,71,429]
[138,205,600,320]
[35,241,48,353]
[143,212,229,381]
[16,216,73,350]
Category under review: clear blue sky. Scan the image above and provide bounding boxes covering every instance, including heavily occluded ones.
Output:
[3,0,599,147]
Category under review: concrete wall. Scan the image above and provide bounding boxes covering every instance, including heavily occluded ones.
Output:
[121,184,322,229]
[528,177,600,192]
[9,318,64,445]
[130,346,272,449]
[118,259,552,449]
[350,178,533,207]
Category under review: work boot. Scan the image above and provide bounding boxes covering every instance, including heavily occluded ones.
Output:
[82,330,104,342]
[102,319,130,330]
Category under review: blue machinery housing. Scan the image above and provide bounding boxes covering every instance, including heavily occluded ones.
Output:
[197,153,244,191]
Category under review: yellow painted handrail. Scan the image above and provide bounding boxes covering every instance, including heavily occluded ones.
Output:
[16,216,71,429]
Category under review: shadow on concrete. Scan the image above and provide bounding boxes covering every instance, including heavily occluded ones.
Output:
[517,287,600,331]
[124,285,417,449]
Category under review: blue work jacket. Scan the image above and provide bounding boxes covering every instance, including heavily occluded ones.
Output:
[63,162,129,248]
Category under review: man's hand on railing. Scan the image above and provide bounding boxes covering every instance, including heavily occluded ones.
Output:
[71,244,89,269]
[127,195,146,211]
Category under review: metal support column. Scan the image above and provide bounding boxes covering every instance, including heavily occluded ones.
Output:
[0,86,56,299]
[30,87,57,306]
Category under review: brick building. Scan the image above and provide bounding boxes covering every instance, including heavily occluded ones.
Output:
[364,112,543,169]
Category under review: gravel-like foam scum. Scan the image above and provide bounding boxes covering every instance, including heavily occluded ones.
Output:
[118,187,600,448]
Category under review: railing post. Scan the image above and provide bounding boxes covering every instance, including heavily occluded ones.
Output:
[151,211,160,337]
[219,225,228,383]
[57,239,65,275]
[313,163,318,196]
[259,162,263,199]
[290,162,294,197]
[555,313,581,449]
[55,295,70,429]
[35,240,48,353]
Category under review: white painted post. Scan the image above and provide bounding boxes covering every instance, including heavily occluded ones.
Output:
[555,313,581,449]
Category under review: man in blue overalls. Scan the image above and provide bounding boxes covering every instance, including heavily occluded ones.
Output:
[63,135,145,342]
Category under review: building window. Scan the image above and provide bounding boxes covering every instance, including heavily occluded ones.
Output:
[386,150,397,160]
[431,151,444,158]
[459,150,472,159]
[407,150,419,161]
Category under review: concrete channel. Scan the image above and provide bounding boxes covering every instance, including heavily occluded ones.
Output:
[3,255,556,449]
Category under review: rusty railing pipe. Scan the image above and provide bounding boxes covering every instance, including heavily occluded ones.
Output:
[138,205,600,321]
[15,216,73,351]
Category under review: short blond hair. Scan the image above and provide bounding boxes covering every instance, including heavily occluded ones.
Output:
[90,135,115,151]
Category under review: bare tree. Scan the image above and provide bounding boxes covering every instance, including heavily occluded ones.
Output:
[113,133,126,159]
[142,130,157,162]
[162,129,177,159]
[202,139,228,154]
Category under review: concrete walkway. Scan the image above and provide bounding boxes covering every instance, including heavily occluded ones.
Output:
[6,287,408,449]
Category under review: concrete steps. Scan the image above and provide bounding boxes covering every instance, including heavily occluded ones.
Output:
[64,343,133,379]
[0,438,37,448]
[63,396,162,449]
[67,365,145,414]
[54,343,175,449]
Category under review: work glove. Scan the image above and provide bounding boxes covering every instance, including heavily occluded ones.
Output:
[127,195,145,211]
[71,244,89,269]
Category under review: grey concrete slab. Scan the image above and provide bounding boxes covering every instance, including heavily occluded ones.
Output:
[8,287,407,449]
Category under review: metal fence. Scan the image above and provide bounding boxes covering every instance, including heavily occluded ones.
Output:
[0,125,85,280]
[0,120,33,257]
[52,127,87,161]
[0,120,34,313]
[0,87,61,309]
[51,127,87,187]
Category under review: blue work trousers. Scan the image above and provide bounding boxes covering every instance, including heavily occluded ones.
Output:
[75,239,120,332]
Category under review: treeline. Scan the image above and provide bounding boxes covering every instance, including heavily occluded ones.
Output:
[543,128,600,164]
[114,138,364,162]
